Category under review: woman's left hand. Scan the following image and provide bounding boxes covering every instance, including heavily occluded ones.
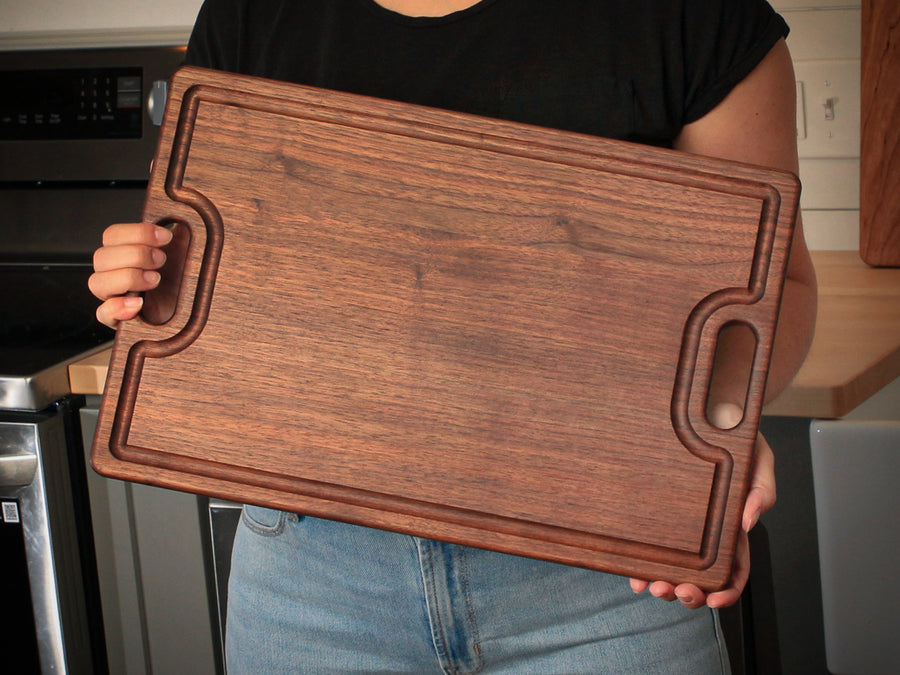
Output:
[629,432,777,609]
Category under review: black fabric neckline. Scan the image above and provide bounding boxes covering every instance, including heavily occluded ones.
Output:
[357,0,502,27]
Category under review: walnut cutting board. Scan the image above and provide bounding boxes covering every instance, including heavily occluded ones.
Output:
[92,66,799,590]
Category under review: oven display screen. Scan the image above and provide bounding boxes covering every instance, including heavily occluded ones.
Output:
[0,66,143,140]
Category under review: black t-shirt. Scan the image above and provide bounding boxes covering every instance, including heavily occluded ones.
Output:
[184,0,788,147]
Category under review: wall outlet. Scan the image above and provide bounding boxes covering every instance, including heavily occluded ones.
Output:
[794,59,860,159]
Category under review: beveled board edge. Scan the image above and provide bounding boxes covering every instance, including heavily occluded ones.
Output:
[92,66,801,590]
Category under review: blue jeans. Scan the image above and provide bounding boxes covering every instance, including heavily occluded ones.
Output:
[225,506,730,674]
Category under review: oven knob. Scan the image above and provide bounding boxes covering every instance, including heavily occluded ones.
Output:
[147,79,169,126]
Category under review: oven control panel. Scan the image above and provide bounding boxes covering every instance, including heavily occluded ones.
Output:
[0,66,143,140]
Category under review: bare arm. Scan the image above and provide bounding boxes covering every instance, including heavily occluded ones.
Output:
[676,38,817,413]
[631,38,817,609]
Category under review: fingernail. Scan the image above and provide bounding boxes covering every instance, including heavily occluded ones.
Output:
[151,249,167,266]
[745,509,760,532]
[123,295,143,309]
[143,270,161,285]
[155,226,174,244]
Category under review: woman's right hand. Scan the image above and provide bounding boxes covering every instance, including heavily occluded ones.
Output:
[89,222,173,328]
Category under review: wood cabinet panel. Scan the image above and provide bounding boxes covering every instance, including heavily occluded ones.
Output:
[860,0,900,266]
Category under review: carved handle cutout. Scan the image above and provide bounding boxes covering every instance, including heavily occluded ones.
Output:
[142,219,192,326]
[705,321,759,430]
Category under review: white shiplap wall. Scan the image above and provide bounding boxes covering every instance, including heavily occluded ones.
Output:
[773,1,863,251]
[1,1,862,252]
[0,0,204,49]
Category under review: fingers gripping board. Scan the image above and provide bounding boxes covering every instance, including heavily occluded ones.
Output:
[92,67,799,590]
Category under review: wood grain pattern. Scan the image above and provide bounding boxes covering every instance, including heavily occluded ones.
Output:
[860,0,900,267]
[91,67,800,590]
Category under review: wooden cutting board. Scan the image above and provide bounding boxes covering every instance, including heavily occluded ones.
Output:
[92,66,799,590]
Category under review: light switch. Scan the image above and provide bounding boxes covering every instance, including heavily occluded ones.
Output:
[794,59,860,159]
[822,96,837,121]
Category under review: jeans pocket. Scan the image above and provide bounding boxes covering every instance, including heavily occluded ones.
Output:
[241,504,291,536]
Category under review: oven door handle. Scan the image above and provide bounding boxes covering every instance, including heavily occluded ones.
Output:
[0,450,37,487]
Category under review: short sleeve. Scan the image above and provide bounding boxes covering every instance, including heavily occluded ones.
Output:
[681,0,789,124]
[183,0,247,72]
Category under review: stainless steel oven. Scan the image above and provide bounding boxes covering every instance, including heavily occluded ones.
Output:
[0,395,104,673]
[0,45,194,674]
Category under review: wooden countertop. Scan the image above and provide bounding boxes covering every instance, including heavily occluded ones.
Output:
[764,250,900,418]
[69,348,115,398]
[71,251,900,419]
